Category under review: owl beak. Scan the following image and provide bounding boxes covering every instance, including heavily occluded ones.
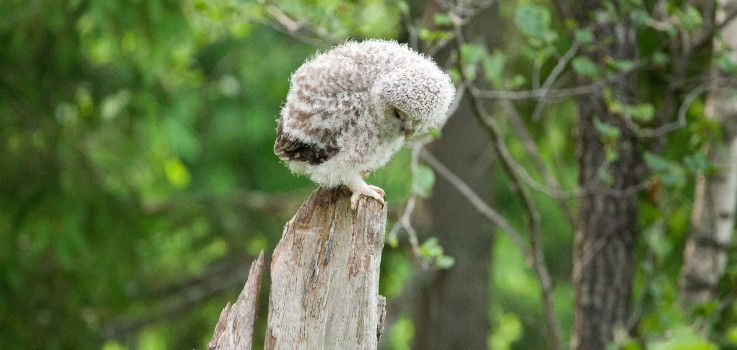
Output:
[404,130,415,140]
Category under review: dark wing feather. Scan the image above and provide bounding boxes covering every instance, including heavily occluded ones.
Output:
[274,122,340,165]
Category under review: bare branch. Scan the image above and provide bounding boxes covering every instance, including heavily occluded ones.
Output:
[389,140,433,269]
[626,77,733,138]
[531,41,581,120]
[692,2,737,51]
[251,1,339,48]
[420,150,528,254]
[496,99,575,227]
[476,84,600,100]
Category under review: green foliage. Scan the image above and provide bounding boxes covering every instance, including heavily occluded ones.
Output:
[388,318,415,350]
[644,152,687,189]
[648,327,717,350]
[572,56,601,79]
[489,313,522,350]
[412,165,436,198]
[514,4,557,46]
[419,237,455,269]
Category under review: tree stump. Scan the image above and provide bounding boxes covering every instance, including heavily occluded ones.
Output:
[209,251,265,350]
[210,187,387,349]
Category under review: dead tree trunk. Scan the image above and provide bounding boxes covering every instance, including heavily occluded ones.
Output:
[265,187,387,349]
[209,252,265,350]
[210,187,387,349]
[679,0,737,306]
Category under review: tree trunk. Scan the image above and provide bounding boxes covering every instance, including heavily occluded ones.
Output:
[679,0,737,306]
[412,3,498,349]
[265,187,387,349]
[571,3,643,349]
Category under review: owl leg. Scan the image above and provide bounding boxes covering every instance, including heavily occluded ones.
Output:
[346,175,385,210]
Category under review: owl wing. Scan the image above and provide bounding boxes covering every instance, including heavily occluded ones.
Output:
[274,121,340,165]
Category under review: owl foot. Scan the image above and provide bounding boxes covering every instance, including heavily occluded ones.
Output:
[347,177,385,210]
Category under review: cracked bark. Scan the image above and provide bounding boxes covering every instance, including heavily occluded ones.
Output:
[209,188,387,349]
[571,2,643,349]
[265,187,387,349]
[209,251,265,350]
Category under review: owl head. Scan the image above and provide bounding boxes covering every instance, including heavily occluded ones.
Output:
[372,62,455,139]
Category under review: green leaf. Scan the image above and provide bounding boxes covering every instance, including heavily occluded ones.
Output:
[418,28,452,43]
[427,127,442,139]
[482,50,506,88]
[514,4,555,43]
[683,152,711,174]
[593,118,621,140]
[629,9,650,26]
[598,168,614,185]
[397,1,409,14]
[433,13,451,26]
[676,6,703,32]
[644,152,686,188]
[435,255,455,269]
[606,57,634,72]
[606,147,619,162]
[572,56,600,78]
[164,158,191,189]
[460,43,486,79]
[727,326,737,345]
[649,326,717,350]
[716,53,737,74]
[387,231,399,248]
[412,164,436,198]
[652,51,670,65]
[419,237,443,258]
[631,103,655,123]
[575,28,594,44]
[505,75,526,89]
[490,313,522,350]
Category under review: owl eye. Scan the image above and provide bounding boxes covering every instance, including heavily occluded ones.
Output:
[393,108,404,120]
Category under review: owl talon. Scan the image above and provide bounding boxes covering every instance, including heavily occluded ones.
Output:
[368,185,385,197]
[350,189,385,210]
[348,179,386,210]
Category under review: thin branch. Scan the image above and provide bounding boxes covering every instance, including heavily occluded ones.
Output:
[496,99,575,227]
[692,2,737,52]
[420,150,528,254]
[532,41,581,120]
[389,141,432,270]
[626,77,733,138]
[251,1,339,48]
[476,83,600,100]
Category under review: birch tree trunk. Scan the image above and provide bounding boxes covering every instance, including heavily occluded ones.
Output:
[265,187,387,349]
[679,0,737,306]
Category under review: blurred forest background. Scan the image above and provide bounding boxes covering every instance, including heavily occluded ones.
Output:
[3,0,737,349]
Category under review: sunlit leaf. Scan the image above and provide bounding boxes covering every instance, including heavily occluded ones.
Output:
[412,165,435,198]
[572,56,600,79]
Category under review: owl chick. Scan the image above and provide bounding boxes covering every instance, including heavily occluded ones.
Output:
[274,39,455,209]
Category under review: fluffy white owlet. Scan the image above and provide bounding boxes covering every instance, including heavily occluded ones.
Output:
[274,39,455,209]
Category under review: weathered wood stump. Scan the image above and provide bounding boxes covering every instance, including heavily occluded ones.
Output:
[209,187,387,350]
[209,251,265,350]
